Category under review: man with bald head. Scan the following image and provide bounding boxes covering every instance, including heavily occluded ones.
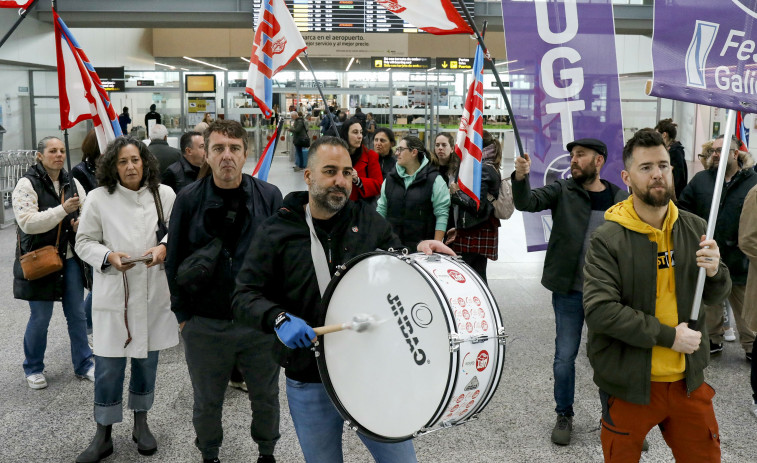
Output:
[232,136,453,462]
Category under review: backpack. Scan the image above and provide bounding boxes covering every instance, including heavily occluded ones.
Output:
[487,177,514,220]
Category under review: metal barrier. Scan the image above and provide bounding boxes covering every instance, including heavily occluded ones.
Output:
[0,150,37,228]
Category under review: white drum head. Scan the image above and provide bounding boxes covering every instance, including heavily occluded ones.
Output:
[320,254,452,440]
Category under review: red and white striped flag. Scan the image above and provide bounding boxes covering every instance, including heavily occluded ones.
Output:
[54,8,121,153]
[0,0,34,9]
[455,43,485,209]
[376,0,473,35]
[246,0,307,119]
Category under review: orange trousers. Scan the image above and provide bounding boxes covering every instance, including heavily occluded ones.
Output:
[599,380,720,463]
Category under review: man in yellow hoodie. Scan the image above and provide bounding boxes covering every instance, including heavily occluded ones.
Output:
[583,129,731,462]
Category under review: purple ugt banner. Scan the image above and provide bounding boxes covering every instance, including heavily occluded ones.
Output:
[650,1,757,111]
[501,0,624,252]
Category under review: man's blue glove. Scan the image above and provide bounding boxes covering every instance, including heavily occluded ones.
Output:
[274,312,316,349]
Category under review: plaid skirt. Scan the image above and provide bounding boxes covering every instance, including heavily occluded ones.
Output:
[451,216,499,260]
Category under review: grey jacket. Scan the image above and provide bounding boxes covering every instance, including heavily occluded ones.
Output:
[511,174,628,293]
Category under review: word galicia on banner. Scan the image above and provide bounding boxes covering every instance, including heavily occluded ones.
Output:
[649,0,757,111]
[500,0,625,252]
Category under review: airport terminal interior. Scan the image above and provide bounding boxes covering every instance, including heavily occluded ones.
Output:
[0,1,755,462]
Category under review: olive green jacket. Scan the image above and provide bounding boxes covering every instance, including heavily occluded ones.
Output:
[583,209,731,405]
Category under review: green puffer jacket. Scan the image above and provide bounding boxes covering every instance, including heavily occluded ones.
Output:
[583,209,731,405]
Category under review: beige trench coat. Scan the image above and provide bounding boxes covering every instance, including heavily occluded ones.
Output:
[739,184,757,331]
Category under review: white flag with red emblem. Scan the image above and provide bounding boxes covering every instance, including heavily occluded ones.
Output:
[246,0,307,119]
[0,0,34,8]
[376,0,473,35]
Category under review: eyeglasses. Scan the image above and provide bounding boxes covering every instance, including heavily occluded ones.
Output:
[395,147,411,154]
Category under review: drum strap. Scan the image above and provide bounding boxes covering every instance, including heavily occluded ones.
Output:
[305,204,331,297]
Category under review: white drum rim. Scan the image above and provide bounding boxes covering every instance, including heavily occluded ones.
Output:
[315,251,457,443]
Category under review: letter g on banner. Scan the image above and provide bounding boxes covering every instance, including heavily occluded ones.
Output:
[686,20,719,89]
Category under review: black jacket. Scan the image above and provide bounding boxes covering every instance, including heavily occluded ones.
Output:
[677,167,757,284]
[147,139,181,179]
[452,162,500,230]
[512,174,629,294]
[13,164,81,301]
[165,175,283,322]
[669,141,688,199]
[384,163,439,249]
[71,160,97,193]
[232,191,401,382]
[378,152,396,180]
[162,156,199,193]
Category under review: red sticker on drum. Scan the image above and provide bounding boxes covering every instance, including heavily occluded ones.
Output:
[462,309,470,320]
[458,297,466,307]
[466,322,473,333]
[481,320,489,331]
[466,400,475,408]
[450,404,459,413]
[448,269,466,283]
[473,296,481,306]
[456,394,465,403]
[472,390,480,400]
[476,350,490,372]
[478,307,486,318]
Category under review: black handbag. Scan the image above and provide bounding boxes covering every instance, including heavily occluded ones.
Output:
[175,237,223,295]
[152,188,168,243]
[294,134,311,148]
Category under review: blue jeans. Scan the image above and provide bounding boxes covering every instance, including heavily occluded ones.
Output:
[94,351,159,425]
[23,258,93,376]
[84,291,92,333]
[286,379,417,463]
[552,290,585,417]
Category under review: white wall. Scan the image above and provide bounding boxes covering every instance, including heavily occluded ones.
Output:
[0,65,31,150]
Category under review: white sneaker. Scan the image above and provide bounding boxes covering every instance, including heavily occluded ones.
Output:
[724,328,736,342]
[77,365,95,382]
[229,380,248,392]
[87,333,94,350]
[752,401,757,419]
[26,373,48,389]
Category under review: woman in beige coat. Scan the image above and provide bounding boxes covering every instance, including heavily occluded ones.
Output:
[739,183,757,418]
[74,137,178,462]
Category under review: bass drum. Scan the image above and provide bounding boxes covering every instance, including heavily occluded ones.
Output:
[316,251,506,442]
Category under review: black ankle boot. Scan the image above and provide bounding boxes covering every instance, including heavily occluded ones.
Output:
[132,411,157,456]
[76,424,113,463]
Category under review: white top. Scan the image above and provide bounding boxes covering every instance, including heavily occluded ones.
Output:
[12,176,87,258]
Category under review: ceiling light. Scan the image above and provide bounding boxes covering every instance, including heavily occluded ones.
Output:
[495,59,516,67]
[427,67,436,72]
[297,57,308,71]
[345,57,355,72]
[182,56,228,71]
[240,56,251,63]
[385,67,391,72]
[155,62,176,70]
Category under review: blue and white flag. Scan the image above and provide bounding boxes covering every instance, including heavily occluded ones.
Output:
[454,43,485,209]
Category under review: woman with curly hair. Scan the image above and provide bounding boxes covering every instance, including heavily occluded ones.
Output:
[75,136,178,462]
[339,116,383,203]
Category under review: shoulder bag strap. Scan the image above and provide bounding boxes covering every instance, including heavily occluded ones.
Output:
[152,188,165,225]
[54,192,64,249]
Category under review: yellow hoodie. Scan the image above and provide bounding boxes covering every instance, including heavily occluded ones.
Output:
[604,196,686,382]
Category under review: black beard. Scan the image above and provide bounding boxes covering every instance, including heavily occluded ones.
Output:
[636,183,674,207]
[571,164,598,185]
[310,184,349,213]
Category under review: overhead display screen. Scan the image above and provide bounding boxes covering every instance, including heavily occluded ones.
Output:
[252,0,475,33]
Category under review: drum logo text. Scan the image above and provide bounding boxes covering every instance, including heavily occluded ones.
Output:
[476,350,490,372]
[447,269,466,283]
[387,294,428,366]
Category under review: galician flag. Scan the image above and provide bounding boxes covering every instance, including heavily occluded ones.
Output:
[376,0,473,35]
[455,43,485,209]
[54,8,121,153]
[252,120,284,181]
[246,0,307,119]
[0,0,34,8]
[736,111,749,151]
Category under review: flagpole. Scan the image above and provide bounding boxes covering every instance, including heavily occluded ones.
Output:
[455,0,524,158]
[0,0,40,51]
[302,51,338,137]
[63,129,71,172]
[688,108,736,330]
[270,119,285,166]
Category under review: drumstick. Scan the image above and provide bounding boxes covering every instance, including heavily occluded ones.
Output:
[314,314,375,336]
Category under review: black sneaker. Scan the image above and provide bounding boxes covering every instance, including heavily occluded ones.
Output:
[203,459,220,463]
[551,415,573,445]
[710,341,723,355]
[257,456,276,463]
[747,352,753,362]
